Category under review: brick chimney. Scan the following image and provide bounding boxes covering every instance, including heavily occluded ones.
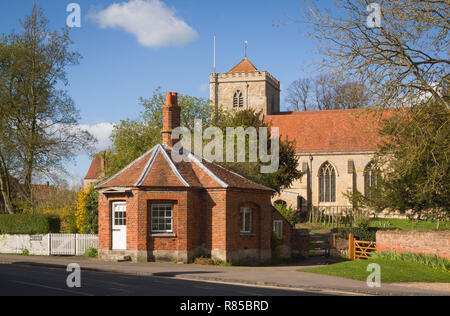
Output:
[162,92,180,147]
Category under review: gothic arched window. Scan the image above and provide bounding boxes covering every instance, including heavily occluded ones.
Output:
[233,90,244,108]
[364,163,378,199]
[319,162,336,203]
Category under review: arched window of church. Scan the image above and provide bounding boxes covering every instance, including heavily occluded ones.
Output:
[233,90,243,108]
[319,162,336,203]
[364,163,378,199]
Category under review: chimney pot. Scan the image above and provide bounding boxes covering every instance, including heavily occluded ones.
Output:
[166,92,178,106]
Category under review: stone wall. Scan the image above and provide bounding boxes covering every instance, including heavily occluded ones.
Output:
[0,234,49,255]
[210,71,280,115]
[376,230,450,259]
[273,151,375,209]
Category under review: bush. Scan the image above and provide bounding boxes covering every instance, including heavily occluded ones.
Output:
[75,186,98,234]
[0,214,60,234]
[332,227,379,242]
[84,247,98,258]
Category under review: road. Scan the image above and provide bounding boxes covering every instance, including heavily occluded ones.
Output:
[0,263,337,296]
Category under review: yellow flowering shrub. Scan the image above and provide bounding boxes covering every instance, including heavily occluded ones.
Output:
[75,186,92,234]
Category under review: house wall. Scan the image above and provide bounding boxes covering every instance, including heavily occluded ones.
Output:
[98,189,202,263]
[98,187,274,264]
[222,190,273,264]
[272,211,292,259]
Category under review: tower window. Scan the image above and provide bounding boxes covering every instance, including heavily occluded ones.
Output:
[233,90,244,108]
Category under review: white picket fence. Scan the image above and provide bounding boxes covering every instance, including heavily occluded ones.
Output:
[0,234,98,256]
[49,234,98,256]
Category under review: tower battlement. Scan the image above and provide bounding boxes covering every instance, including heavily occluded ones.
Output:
[210,70,280,87]
[210,58,281,115]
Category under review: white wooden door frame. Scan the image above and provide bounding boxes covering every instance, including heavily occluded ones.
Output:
[112,201,127,250]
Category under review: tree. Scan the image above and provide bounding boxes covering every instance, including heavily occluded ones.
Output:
[105,88,213,177]
[349,98,449,222]
[285,78,312,111]
[296,0,449,109]
[215,108,302,193]
[75,185,98,234]
[0,4,95,206]
[290,0,449,219]
[286,75,369,111]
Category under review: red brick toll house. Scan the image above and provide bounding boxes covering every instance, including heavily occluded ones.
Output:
[95,92,306,263]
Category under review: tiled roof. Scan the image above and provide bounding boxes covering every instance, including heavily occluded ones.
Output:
[265,109,394,152]
[84,155,103,180]
[96,144,273,192]
[229,57,258,73]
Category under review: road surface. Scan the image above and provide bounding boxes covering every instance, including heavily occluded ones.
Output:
[0,263,338,296]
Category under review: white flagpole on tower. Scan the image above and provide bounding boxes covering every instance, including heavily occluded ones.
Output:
[213,35,216,74]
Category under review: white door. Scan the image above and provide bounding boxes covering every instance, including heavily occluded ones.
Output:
[112,202,127,250]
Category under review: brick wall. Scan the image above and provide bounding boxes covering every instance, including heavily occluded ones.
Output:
[98,187,274,263]
[376,230,450,259]
[272,211,291,246]
[291,229,310,255]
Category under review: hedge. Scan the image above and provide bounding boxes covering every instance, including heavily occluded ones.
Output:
[0,214,60,234]
[331,227,379,242]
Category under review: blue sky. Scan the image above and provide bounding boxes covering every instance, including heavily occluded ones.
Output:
[0,0,329,185]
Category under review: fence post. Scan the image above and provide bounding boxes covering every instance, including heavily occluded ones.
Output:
[75,234,78,256]
[47,234,51,256]
[348,233,354,260]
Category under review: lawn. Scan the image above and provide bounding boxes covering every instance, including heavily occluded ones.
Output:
[299,259,450,283]
[297,218,449,231]
[368,218,449,231]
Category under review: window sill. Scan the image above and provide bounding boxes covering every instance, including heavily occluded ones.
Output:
[240,233,256,237]
[150,233,176,238]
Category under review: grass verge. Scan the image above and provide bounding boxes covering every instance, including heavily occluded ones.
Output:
[299,258,450,283]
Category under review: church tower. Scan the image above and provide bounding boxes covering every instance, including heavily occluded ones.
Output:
[210,58,281,115]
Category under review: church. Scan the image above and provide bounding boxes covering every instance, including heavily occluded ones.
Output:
[209,57,388,212]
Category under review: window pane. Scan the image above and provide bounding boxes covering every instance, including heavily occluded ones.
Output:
[151,204,173,232]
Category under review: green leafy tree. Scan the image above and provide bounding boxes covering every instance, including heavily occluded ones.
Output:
[274,203,300,226]
[349,97,450,224]
[84,188,98,234]
[0,4,95,207]
[215,108,302,194]
[105,88,213,177]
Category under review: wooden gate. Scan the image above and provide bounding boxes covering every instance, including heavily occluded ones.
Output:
[348,233,376,260]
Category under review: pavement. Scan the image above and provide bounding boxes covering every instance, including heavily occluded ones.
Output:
[0,254,448,296]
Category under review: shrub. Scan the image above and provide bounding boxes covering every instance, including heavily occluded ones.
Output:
[84,247,98,258]
[0,214,60,234]
[75,186,98,234]
[193,257,230,266]
[274,203,300,225]
[354,217,371,230]
[21,248,30,256]
[332,227,378,242]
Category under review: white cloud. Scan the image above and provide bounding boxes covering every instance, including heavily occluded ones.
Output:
[89,0,198,48]
[199,83,209,92]
[79,122,114,151]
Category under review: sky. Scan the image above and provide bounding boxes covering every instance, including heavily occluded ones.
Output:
[0,0,331,185]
